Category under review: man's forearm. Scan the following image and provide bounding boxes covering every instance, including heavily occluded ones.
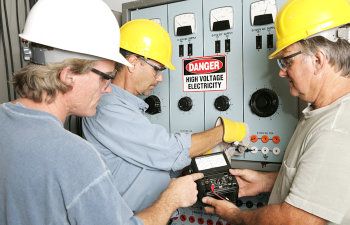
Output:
[228,203,325,225]
[189,125,223,157]
[136,191,176,225]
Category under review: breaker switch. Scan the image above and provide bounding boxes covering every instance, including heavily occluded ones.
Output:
[178,96,193,111]
[214,95,230,111]
[225,39,231,52]
[256,35,262,49]
[179,44,184,57]
[215,40,221,53]
[144,95,161,115]
[267,34,274,49]
[249,88,279,117]
[188,43,193,56]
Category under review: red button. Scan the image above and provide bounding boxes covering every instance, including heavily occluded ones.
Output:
[189,216,195,223]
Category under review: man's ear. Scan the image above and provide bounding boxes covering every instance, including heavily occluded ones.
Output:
[314,50,327,75]
[127,55,139,73]
[59,67,74,85]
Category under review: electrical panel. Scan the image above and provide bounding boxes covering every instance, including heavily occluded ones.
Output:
[124,0,297,224]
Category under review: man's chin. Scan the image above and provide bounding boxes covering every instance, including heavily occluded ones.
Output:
[142,90,153,96]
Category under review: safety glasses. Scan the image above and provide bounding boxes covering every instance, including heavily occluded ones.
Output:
[91,68,115,80]
[277,51,302,70]
[139,57,166,74]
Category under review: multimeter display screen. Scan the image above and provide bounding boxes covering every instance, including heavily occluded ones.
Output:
[195,154,227,171]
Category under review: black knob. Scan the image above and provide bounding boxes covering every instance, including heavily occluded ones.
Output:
[178,97,193,111]
[144,95,161,115]
[257,202,265,208]
[236,199,243,207]
[214,95,230,111]
[249,88,279,117]
[246,201,254,208]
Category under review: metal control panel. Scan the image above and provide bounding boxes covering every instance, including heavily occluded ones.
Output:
[123,0,297,224]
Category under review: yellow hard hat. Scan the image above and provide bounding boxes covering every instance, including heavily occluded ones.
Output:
[269,0,350,59]
[120,19,175,70]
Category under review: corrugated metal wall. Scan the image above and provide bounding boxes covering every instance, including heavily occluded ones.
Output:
[0,0,33,103]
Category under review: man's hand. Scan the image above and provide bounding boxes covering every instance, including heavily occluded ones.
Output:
[202,196,240,223]
[230,169,277,197]
[163,173,204,208]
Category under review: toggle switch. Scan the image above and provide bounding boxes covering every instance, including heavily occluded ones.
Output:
[267,34,273,49]
[225,39,230,52]
[256,35,262,49]
[188,43,193,56]
[179,44,184,57]
[215,40,221,53]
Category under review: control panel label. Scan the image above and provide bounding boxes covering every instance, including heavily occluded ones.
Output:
[183,55,227,92]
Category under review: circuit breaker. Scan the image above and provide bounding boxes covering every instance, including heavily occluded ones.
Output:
[123,0,297,224]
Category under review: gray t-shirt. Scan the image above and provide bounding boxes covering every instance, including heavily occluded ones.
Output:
[269,94,350,224]
[0,102,143,225]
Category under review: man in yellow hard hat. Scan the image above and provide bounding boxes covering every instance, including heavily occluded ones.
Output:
[202,0,350,224]
[0,1,204,225]
[82,19,247,212]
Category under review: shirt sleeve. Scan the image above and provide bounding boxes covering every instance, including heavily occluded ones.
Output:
[67,171,143,225]
[83,100,192,172]
[285,130,350,224]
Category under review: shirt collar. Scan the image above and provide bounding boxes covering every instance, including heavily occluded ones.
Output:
[110,84,149,112]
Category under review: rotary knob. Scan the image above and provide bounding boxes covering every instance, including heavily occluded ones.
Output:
[214,95,230,111]
[249,88,279,117]
[178,96,193,111]
[144,95,161,115]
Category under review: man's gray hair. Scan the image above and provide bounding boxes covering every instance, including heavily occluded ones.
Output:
[299,36,350,77]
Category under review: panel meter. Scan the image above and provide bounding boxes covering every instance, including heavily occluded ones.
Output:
[210,7,233,31]
[150,18,161,25]
[250,0,277,26]
[174,13,196,36]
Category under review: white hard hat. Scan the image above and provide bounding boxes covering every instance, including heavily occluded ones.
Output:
[19,0,130,66]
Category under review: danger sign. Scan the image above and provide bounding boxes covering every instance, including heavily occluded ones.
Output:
[183,55,226,92]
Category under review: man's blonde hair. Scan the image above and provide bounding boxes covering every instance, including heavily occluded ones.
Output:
[13,59,95,103]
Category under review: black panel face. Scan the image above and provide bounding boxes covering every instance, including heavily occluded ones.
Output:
[212,20,231,31]
[176,26,193,36]
[253,14,273,26]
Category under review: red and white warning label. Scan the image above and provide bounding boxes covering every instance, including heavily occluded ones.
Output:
[183,55,226,92]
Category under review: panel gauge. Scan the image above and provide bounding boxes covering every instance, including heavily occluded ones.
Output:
[174,13,196,36]
[250,0,277,26]
[210,7,233,31]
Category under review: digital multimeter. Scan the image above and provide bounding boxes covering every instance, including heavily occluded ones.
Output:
[188,151,239,207]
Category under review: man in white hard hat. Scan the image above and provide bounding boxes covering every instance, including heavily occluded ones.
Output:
[202,0,350,225]
[0,0,203,225]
